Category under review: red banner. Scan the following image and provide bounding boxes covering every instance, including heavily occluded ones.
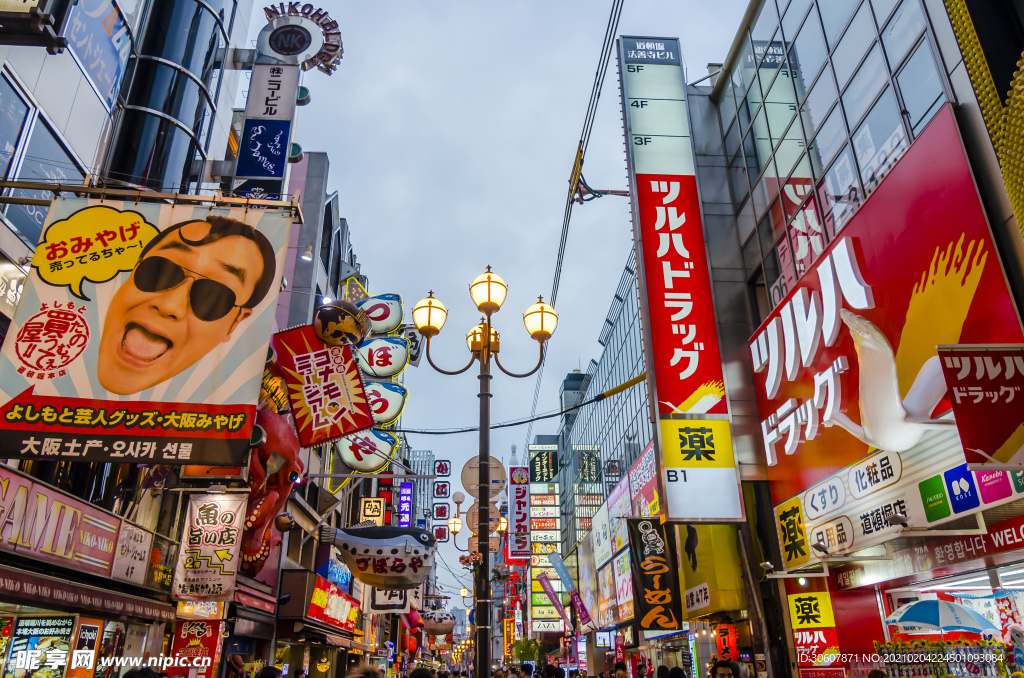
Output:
[636,174,727,415]
[271,325,373,447]
[168,620,223,678]
[715,624,740,663]
[307,575,359,631]
[938,345,1024,465]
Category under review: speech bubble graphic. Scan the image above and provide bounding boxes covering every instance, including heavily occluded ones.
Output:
[31,205,159,300]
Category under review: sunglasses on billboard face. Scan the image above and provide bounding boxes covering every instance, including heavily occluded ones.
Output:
[132,255,243,322]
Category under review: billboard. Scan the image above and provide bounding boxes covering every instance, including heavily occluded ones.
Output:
[619,36,741,522]
[0,199,291,465]
[508,465,530,559]
[750,108,1024,567]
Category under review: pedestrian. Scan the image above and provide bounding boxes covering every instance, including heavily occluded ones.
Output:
[657,666,670,678]
[522,665,534,678]
[614,664,628,678]
[254,668,283,678]
[294,669,306,678]
[411,669,433,678]
[668,667,689,678]
[709,662,739,678]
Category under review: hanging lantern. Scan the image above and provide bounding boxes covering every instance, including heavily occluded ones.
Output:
[422,609,457,635]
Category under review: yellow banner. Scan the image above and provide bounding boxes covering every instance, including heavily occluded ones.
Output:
[660,419,736,468]
[775,496,811,569]
[676,524,745,620]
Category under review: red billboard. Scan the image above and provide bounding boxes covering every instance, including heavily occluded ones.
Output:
[751,106,1024,504]
[307,575,359,631]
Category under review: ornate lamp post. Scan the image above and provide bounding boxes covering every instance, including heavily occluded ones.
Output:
[413,268,558,678]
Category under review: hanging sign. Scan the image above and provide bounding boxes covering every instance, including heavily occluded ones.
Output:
[356,294,404,335]
[245,64,301,120]
[339,429,397,472]
[660,419,743,520]
[0,200,291,465]
[360,498,385,526]
[172,494,248,601]
[167,620,223,678]
[112,522,154,586]
[537,572,572,628]
[366,587,411,614]
[365,381,408,426]
[355,336,411,379]
[626,518,682,629]
[434,459,451,476]
[627,442,660,517]
[432,503,450,521]
[509,465,531,559]
[271,326,374,447]
[433,481,451,498]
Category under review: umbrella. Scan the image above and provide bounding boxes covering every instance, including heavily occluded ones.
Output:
[884,599,999,633]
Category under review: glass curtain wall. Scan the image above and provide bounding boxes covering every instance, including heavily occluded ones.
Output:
[719,0,947,323]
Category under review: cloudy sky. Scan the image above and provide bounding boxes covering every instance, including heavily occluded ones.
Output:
[247,1,748,600]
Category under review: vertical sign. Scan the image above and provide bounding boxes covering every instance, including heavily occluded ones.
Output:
[398,482,413,527]
[509,465,531,560]
[172,494,247,601]
[619,35,742,521]
[626,518,682,630]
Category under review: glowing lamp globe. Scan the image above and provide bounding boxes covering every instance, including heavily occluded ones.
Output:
[448,515,462,535]
[523,297,558,342]
[497,516,508,533]
[460,587,469,597]
[412,292,447,337]
[466,323,499,353]
[469,267,507,314]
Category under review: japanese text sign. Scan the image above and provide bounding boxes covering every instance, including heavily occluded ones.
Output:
[360,498,384,526]
[236,119,291,179]
[794,628,841,667]
[750,108,1023,505]
[0,199,292,466]
[626,518,682,630]
[627,442,660,517]
[509,465,530,559]
[398,483,412,527]
[715,624,739,664]
[676,524,745,620]
[167,620,222,678]
[172,494,248,601]
[788,592,835,629]
[529,446,557,482]
[660,419,742,520]
[271,326,373,448]
[938,345,1024,466]
[67,0,131,111]
[307,575,359,631]
[245,64,300,121]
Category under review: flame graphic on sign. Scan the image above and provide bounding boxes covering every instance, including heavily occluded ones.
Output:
[664,380,725,414]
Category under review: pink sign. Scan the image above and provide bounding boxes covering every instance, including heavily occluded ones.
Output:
[537,572,572,628]
[509,466,530,560]
[627,442,659,517]
[0,465,120,576]
[569,589,593,627]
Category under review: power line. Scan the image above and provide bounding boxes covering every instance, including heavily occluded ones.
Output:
[523,0,626,450]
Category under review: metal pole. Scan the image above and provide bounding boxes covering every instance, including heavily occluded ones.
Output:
[476,315,493,678]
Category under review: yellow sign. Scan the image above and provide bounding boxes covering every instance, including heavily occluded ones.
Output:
[176,600,224,619]
[788,592,835,629]
[360,497,385,526]
[660,419,736,468]
[677,524,745,620]
[775,496,811,569]
[531,606,559,619]
[32,205,160,299]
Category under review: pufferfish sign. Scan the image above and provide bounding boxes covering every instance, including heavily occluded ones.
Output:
[754,108,1024,567]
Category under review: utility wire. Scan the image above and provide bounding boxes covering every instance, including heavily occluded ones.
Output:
[523,0,626,450]
[396,372,644,436]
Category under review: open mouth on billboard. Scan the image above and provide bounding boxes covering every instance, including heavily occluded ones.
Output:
[122,322,171,361]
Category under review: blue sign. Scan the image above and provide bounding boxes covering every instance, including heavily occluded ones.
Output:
[67,0,131,111]
[548,552,575,591]
[944,464,981,514]
[235,119,290,178]
[316,550,353,593]
[399,482,413,528]
[234,179,284,202]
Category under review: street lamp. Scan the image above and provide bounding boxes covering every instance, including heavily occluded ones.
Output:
[413,266,558,678]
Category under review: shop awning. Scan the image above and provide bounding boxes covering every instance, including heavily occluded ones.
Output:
[0,563,175,621]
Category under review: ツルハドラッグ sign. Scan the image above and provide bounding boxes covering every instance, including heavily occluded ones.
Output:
[0,199,292,466]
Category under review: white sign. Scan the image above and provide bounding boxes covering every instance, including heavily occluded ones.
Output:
[172,494,248,601]
[531,530,561,543]
[245,63,300,120]
[112,523,153,586]
[532,619,565,632]
[684,582,710,613]
[591,503,612,567]
[530,506,559,518]
[367,586,411,614]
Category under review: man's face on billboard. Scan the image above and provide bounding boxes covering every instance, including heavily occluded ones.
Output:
[97,221,262,395]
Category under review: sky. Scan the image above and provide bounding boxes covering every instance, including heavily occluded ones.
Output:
[245,0,749,602]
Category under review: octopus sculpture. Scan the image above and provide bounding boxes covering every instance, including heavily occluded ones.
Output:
[240,408,305,577]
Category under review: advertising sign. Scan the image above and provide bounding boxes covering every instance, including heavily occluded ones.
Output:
[578,533,599,630]
[715,624,739,664]
[536,573,572,628]
[3,617,75,678]
[398,482,412,527]
[168,620,222,678]
[307,575,359,631]
[751,107,1024,519]
[366,587,411,614]
[434,459,451,477]
[676,524,745,620]
[661,419,743,520]
[66,618,102,678]
[360,498,385,526]
[67,0,131,111]
[0,465,119,576]
[627,442,659,517]
[612,549,634,621]
[592,503,612,566]
[529,447,558,483]
[597,563,618,628]
[172,494,248,601]
[794,628,841,667]
[0,200,292,465]
[245,64,300,121]
[627,518,682,630]
[788,592,835,630]
[938,345,1024,465]
[509,465,530,559]
[608,475,632,553]
[236,119,291,179]
[112,522,154,585]
[271,326,373,447]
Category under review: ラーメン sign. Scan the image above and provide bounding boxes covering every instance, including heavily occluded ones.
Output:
[0,199,292,466]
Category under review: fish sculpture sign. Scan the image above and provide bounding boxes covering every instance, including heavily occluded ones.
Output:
[752,108,1024,570]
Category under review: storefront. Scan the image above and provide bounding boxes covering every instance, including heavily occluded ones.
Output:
[277,570,363,678]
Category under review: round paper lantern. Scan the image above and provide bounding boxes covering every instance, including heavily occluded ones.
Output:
[422,609,456,635]
[407,636,417,654]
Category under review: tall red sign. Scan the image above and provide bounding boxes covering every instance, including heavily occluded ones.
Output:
[508,466,530,560]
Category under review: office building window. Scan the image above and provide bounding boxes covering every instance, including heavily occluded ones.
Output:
[0,75,29,181]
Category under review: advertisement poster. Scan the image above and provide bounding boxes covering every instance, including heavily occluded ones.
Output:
[66,0,131,111]
[536,572,572,627]
[676,524,745,620]
[2,617,74,678]
[577,533,599,630]
[65,618,102,678]
[95,621,125,677]
[0,617,13,676]
[167,621,222,678]
[271,326,373,447]
[0,199,292,466]
[751,109,1024,566]
[508,465,530,560]
[307,576,359,631]
[172,494,248,601]
[626,518,682,630]
[627,442,659,517]
[660,419,743,520]
[592,503,612,567]
[612,549,635,621]
[597,563,618,628]
[607,475,632,553]
[794,628,841,667]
